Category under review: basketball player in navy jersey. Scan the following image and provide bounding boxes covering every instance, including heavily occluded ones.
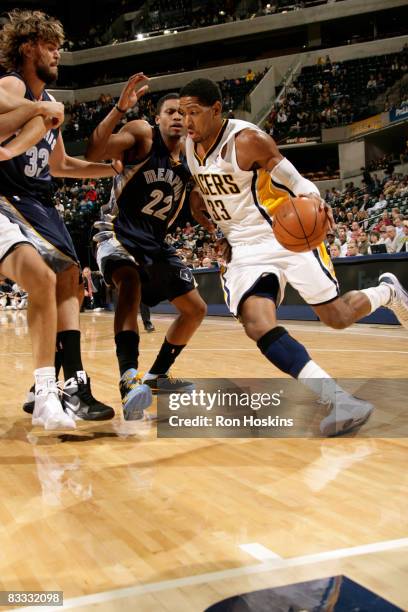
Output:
[179,78,408,435]
[86,76,207,419]
[0,10,120,425]
[0,87,76,428]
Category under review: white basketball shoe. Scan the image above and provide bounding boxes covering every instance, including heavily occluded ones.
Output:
[379,272,408,329]
[32,383,76,430]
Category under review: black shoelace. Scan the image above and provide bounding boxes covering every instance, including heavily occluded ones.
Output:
[77,380,96,405]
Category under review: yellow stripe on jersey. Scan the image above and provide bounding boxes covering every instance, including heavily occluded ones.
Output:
[317,242,337,279]
[256,168,288,216]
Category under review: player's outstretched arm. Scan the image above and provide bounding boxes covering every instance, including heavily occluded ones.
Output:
[50,132,122,178]
[86,72,149,161]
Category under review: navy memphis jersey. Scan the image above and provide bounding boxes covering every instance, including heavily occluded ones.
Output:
[0,73,59,204]
[108,126,191,258]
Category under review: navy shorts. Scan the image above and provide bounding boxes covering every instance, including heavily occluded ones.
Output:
[97,235,196,306]
[0,194,79,273]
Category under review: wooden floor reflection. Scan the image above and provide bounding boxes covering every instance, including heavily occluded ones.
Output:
[0,311,406,611]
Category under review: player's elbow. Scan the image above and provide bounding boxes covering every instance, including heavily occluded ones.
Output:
[85,139,105,162]
[49,164,64,177]
[84,146,98,162]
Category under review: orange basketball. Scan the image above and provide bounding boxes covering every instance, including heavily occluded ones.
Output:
[272,195,329,252]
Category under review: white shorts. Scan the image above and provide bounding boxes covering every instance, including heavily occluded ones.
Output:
[221,236,339,316]
[0,212,31,264]
[96,236,137,283]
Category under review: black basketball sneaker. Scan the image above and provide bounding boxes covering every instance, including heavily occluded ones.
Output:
[62,371,115,421]
[143,374,194,394]
[23,372,114,420]
[23,385,35,414]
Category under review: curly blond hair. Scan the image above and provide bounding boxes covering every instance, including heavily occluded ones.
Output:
[0,10,64,71]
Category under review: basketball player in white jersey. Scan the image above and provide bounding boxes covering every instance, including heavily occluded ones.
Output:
[180,78,408,436]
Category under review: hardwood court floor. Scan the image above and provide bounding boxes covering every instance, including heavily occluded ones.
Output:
[0,311,407,611]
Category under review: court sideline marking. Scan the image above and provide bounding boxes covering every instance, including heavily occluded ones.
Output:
[14,537,408,611]
[1,348,408,356]
[79,313,408,340]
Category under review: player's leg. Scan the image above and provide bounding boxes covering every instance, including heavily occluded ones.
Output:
[0,240,75,429]
[313,279,408,329]
[111,263,152,420]
[142,256,206,393]
[21,271,80,417]
[284,243,407,329]
[56,264,114,420]
[239,291,373,436]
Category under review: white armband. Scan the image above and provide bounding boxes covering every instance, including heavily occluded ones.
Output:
[270,157,320,197]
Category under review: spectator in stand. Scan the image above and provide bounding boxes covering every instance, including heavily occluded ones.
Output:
[245,68,256,82]
[358,231,370,255]
[368,192,387,214]
[361,167,374,194]
[183,221,195,237]
[378,227,388,244]
[201,257,214,268]
[346,240,362,257]
[325,231,339,250]
[195,230,207,249]
[394,216,405,236]
[385,226,399,253]
[337,227,348,256]
[373,210,393,232]
[276,108,288,126]
[366,75,377,91]
[329,244,341,259]
[368,231,381,254]
[396,221,408,252]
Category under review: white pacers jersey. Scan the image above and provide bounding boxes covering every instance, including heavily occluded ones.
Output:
[185,119,288,246]
[185,118,338,316]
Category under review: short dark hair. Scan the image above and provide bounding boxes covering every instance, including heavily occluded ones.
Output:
[156,93,180,114]
[180,78,222,106]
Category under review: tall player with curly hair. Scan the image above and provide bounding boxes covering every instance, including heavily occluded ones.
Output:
[0,10,120,428]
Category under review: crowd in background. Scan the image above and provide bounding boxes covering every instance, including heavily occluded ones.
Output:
[324,172,408,257]
[264,47,408,143]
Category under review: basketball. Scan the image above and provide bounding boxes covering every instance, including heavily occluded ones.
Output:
[272,196,329,252]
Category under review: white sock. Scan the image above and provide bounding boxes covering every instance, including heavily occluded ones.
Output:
[360,285,392,313]
[34,367,56,393]
[298,360,348,404]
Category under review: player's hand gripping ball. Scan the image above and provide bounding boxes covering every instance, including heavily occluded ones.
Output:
[272,195,329,252]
